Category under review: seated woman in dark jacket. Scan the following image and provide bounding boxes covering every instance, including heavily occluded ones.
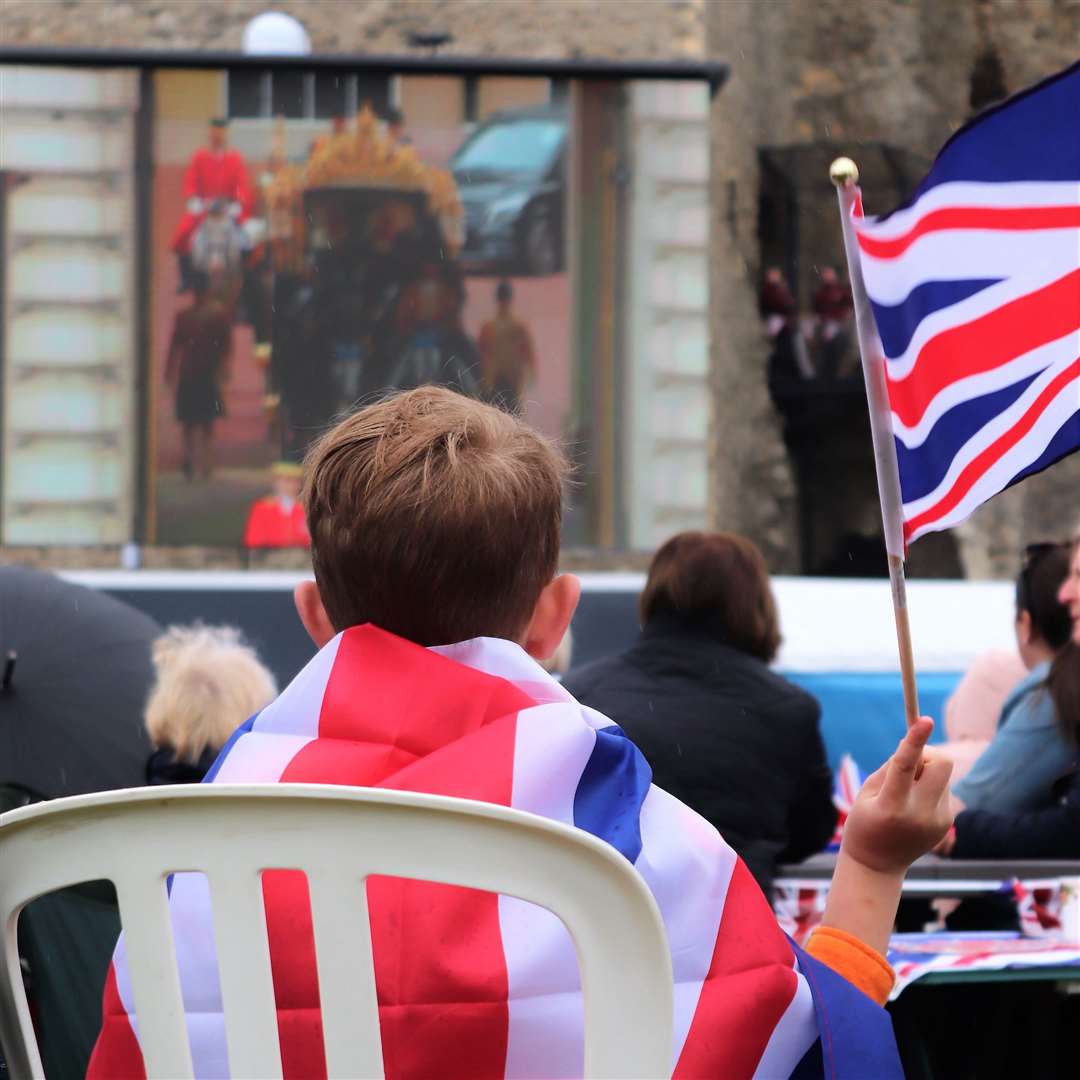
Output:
[563,530,836,893]
[941,536,1080,859]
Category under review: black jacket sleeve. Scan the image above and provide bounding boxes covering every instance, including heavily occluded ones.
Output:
[777,700,838,864]
[952,768,1080,859]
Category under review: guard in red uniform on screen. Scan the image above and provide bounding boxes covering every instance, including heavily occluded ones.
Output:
[243,463,310,549]
[172,117,254,292]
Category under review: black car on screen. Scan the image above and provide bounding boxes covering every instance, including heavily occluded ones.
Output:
[450,105,566,276]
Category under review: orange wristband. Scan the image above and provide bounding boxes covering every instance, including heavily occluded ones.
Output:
[806,925,895,1005]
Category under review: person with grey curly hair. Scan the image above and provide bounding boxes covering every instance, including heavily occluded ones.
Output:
[144,624,277,785]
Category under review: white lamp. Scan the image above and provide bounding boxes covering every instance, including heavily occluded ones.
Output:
[241,12,312,56]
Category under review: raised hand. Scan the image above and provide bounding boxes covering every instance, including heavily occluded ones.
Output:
[841,717,954,875]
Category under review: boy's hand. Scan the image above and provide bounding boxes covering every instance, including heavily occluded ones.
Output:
[840,717,954,876]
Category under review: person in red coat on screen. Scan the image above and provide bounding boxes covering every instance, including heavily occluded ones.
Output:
[243,463,310,549]
[172,117,254,292]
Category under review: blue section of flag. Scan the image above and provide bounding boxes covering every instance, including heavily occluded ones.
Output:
[202,712,258,783]
[793,941,905,1080]
[893,369,1044,502]
[870,278,1000,359]
[879,60,1080,221]
[573,724,651,864]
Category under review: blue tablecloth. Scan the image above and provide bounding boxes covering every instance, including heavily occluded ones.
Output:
[784,671,962,774]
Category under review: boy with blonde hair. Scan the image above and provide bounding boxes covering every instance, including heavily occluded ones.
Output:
[91,387,951,1079]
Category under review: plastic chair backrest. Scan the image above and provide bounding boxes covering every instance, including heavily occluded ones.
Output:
[0,784,674,1080]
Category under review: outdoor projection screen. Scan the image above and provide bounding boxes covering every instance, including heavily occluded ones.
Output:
[0,52,722,553]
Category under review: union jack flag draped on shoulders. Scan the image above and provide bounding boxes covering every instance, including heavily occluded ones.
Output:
[88,625,901,1079]
[852,60,1080,545]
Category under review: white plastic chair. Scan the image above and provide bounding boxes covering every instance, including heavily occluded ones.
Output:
[0,784,673,1080]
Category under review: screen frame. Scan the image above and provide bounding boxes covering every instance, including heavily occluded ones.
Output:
[0,47,724,551]
[0,46,729,90]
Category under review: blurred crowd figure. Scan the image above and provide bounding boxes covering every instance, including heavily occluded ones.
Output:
[938,539,1080,862]
[905,536,1080,933]
[938,543,1073,791]
[760,264,854,390]
[243,461,310,549]
[478,279,537,413]
[143,625,277,785]
[172,117,254,296]
[164,273,233,481]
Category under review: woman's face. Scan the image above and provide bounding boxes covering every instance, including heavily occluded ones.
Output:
[1058,543,1080,645]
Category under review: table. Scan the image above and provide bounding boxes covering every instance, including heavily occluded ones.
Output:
[776,852,1080,899]
[777,852,1080,1078]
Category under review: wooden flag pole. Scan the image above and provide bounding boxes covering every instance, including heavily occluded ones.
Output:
[830,157,921,729]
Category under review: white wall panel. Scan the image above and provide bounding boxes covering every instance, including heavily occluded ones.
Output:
[9,309,126,367]
[2,66,138,545]
[624,81,710,549]
[0,66,137,110]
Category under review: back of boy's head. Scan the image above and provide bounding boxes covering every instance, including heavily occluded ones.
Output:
[303,386,566,646]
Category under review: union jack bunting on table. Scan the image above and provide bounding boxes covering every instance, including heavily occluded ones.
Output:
[827,752,865,852]
[888,931,1080,999]
[87,625,902,1079]
[852,60,1080,545]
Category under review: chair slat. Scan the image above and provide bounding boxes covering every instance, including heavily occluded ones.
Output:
[308,871,385,1080]
[208,868,283,1080]
[114,874,194,1080]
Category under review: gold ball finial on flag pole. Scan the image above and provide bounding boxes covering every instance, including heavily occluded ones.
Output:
[829,156,860,186]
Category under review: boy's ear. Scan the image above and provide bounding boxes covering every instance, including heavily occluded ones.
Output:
[294,580,337,648]
[522,574,581,662]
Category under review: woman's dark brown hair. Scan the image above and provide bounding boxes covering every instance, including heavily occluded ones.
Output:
[1047,537,1080,746]
[639,531,781,662]
[1016,542,1072,650]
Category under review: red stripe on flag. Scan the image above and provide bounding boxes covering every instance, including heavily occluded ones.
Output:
[887,267,1080,429]
[904,355,1080,541]
[674,859,798,1079]
[261,626,535,1080]
[85,965,147,1080]
[858,205,1080,259]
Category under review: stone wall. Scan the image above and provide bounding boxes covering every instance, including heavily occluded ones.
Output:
[0,0,704,58]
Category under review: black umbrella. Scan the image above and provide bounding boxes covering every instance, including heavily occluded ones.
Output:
[0,566,159,800]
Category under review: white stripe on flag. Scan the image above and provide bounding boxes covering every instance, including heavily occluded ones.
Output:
[857,180,1080,239]
[634,786,734,1069]
[501,703,597,1078]
[211,732,317,783]
[859,229,1078,302]
[169,873,230,1079]
[251,632,343,737]
[433,636,574,705]
[752,959,818,1080]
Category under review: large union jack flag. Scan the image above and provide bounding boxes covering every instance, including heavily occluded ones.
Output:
[87,626,900,1079]
[853,60,1080,545]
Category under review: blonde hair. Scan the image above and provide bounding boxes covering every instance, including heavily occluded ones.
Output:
[144,625,277,763]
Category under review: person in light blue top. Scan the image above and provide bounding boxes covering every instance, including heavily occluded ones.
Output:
[953,542,1077,813]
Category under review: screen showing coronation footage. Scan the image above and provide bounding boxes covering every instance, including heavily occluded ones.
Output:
[0,64,710,551]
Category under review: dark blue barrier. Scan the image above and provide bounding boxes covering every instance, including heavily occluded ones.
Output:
[100,580,961,780]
